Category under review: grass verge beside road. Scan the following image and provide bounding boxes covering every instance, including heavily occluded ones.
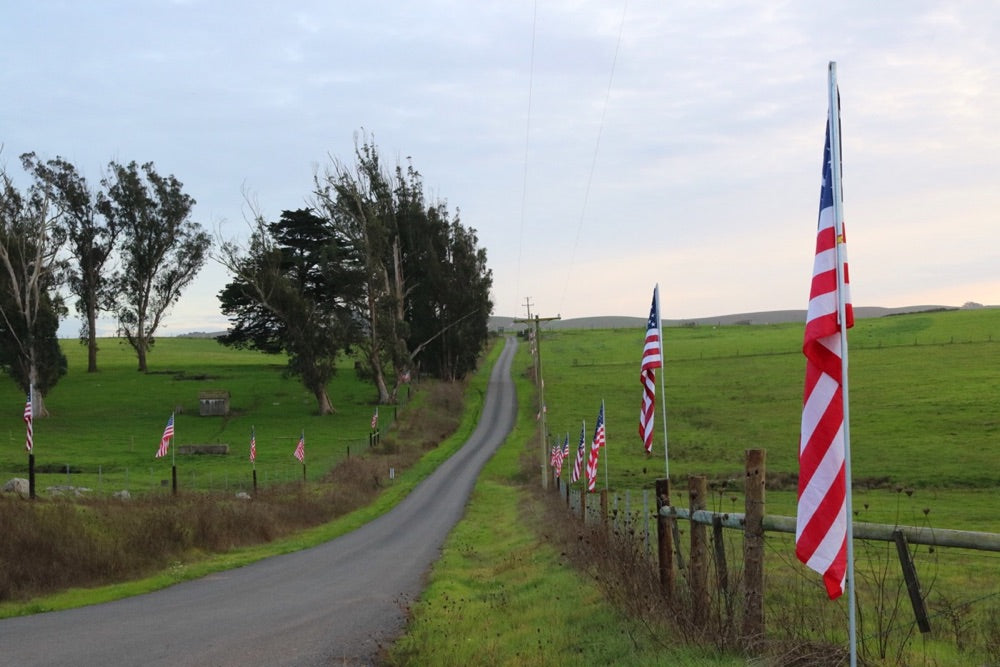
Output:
[386,342,746,666]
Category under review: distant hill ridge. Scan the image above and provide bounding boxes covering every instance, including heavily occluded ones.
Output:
[489,304,997,331]
[176,304,995,337]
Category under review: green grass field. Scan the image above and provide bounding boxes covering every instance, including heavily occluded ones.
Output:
[537,308,1000,498]
[0,337,389,495]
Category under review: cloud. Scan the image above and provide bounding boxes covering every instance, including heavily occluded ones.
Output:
[0,0,996,337]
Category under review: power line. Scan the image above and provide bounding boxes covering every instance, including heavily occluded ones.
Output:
[558,0,629,315]
[514,0,538,317]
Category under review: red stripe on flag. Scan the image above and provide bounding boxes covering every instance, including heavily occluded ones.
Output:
[795,116,853,601]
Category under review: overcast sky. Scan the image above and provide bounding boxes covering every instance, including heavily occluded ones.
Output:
[2,1,997,336]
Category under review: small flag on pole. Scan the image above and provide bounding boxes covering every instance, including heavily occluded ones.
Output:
[293,430,305,463]
[23,387,33,453]
[156,413,174,458]
[639,287,662,454]
[371,407,379,431]
[571,421,586,484]
[249,426,257,463]
[586,402,606,491]
[795,86,854,601]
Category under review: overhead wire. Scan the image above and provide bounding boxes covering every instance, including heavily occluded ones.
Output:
[557,0,629,315]
[514,0,538,317]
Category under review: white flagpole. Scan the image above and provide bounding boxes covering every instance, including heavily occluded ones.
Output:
[828,60,857,667]
[654,284,670,478]
[602,399,609,491]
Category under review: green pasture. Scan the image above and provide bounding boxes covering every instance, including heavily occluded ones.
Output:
[535,308,1000,497]
[0,338,389,495]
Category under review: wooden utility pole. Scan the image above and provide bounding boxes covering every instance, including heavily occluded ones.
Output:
[514,303,560,490]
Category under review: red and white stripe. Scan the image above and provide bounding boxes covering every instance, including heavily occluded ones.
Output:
[639,288,662,454]
[294,432,306,463]
[586,403,606,492]
[571,422,586,484]
[156,413,174,458]
[795,120,854,600]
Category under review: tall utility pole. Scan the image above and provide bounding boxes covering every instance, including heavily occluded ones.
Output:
[515,305,560,490]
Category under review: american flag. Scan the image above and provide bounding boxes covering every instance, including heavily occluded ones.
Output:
[553,434,570,478]
[371,407,379,431]
[586,402,606,491]
[294,431,305,463]
[249,426,256,463]
[156,413,174,458]
[795,111,854,600]
[550,444,560,468]
[571,421,586,483]
[23,388,33,453]
[639,286,662,454]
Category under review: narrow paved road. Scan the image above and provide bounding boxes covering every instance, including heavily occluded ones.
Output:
[0,337,519,666]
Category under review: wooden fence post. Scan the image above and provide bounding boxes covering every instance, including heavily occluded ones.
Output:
[893,530,931,633]
[655,478,675,600]
[689,475,709,628]
[742,448,766,646]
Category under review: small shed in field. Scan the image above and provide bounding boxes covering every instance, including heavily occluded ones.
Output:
[198,390,230,416]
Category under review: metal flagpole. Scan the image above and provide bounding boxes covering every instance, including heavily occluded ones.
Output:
[654,284,670,478]
[602,399,609,491]
[828,60,857,667]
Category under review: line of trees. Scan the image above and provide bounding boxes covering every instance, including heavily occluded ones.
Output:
[0,152,211,414]
[217,136,493,414]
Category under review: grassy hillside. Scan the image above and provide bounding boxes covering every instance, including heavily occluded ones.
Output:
[532,308,1000,523]
[0,338,385,495]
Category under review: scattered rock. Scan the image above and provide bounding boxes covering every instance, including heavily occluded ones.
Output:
[113,490,132,500]
[46,485,91,497]
[235,491,251,501]
[2,478,29,497]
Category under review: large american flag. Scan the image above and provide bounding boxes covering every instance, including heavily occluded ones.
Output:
[795,113,854,600]
[294,431,306,463]
[249,426,257,463]
[639,286,662,454]
[571,421,586,484]
[586,402,606,492]
[23,388,33,453]
[156,413,174,458]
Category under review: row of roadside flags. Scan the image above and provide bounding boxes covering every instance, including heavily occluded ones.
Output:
[544,62,859,662]
[17,63,855,663]
[22,397,380,468]
[149,405,381,464]
[153,414,309,464]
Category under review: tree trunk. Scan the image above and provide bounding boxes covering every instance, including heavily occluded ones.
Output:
[86,303,98,373]
[367,289,390,404]
[136,342,147,372]
[34,392,49,418]
[315,388,336,415]
[29,363,50,417]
